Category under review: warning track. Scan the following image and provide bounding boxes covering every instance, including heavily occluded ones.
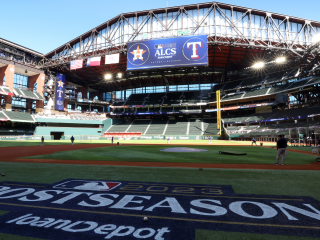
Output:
[0,144,319,171]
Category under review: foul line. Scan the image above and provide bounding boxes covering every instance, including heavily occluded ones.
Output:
[116,191,303,201]
[0,202,318,230]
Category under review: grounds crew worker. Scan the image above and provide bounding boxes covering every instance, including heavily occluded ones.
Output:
[70,136,75,146]
[275,135,287,166]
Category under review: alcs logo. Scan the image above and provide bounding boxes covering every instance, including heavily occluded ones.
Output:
[182,37,207,61]
[127,43,150,66]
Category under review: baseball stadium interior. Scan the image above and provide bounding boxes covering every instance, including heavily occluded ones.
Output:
[1,1,320,144]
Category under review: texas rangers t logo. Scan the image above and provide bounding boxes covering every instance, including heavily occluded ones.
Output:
[187,42,203,59]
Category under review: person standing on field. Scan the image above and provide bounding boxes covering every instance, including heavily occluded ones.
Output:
[111,136,114,144]
[275,135,287,166]
[251,137,257,146]
[70,136,75,146]
[41,136,44,146]
[208,136,212,144]
[167,137,170,144]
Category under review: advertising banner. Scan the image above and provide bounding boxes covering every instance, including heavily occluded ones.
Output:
[127,35,208,70]
[55,73,66,111]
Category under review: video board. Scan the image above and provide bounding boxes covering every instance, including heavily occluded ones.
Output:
[127,35,208,70]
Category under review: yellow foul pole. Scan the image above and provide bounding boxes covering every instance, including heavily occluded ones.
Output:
[216,90,221,136]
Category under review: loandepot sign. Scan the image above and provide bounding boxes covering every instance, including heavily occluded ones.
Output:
[142,29,191,39]
[0,179,320,239]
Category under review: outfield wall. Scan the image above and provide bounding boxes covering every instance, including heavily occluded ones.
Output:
[34,127,103,137]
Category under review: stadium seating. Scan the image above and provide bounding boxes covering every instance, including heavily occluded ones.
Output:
[125,93,149,105]
[128,120,151,133]
[241,76,263,87]
[144,93,165,105]
[145,120,168,135]
[223,80,242,90]
[3,111,34,122]
[188,119,202,135]
[106,120,133,132]
[182,91,201,103]
[242,88,269,98]
[222,93,243,101]
[223,116,250,123]
[0,112,8,120]
[268,82,292,94]
[203,119,218,135]
[163,92,184,105]
[165,120,188,135]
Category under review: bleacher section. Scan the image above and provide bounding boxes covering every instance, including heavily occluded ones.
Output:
[125,94,148,105]
[189,119,202,135]
[145,120,167,135]
[2,111,35,122]
[165,120,188,135]
[0,112,8,120]
[163,92,183,105]
[182,91,201,104]
[13,88,43,100]
[0,86,13,94]
[144,93,165,105]
[105,120,132,132]
[203,119,218,135]
[222,93,243,101]
[242,88,268,98]
[128,120,151,133]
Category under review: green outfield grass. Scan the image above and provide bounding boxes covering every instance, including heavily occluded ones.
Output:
[24,145,316,165]
[0,139,279,147]
[0,161,319,240]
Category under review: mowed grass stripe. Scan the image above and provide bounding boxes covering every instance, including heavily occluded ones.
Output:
[23,145,316,165]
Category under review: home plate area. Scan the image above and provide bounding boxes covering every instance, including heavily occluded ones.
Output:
[0,179,320,239]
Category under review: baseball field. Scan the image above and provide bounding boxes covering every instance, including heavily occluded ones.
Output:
[0,139,319,240]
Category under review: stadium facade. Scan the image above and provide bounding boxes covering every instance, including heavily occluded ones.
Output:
[1,1,320,142]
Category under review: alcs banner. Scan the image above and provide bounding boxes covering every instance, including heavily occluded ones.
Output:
[127,35,208,70]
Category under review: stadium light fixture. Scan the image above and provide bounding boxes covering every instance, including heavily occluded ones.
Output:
[105,74,112,80]
[252,62,265,69]
[275,57,286,63]
[117,73,122,78]
[312,34,320,43]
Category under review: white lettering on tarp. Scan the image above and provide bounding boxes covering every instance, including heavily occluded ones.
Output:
[105,226,135,239]
[133,228,155,238]
[154,227,171,240]
[94,224,117,234]
[62,221,98,232]
[18,190,63,202]
[78,194,119,207]
[272,203,320,220]
[52,191,93,204]
[0,188,35,199]
[6,214,171,239]
[44,219,72,229]
[190,199,227,216]
[30,218,56,227]
[110,195,151,211]
[0,186,10,192]
[16,217,41,225]
[145,197,187,214]
[229,201,278,219]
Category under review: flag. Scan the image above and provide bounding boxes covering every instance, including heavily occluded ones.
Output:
[70,59,83,70]
[87,57,101,67]
[105,53,119,64]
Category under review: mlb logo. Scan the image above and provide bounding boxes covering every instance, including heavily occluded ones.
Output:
[53,180,121,191]
[154,44,163,49]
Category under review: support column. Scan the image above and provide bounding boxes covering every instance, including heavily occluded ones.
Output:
[29,73,45,113]
[0,65,15,111]
[64,80,69,112]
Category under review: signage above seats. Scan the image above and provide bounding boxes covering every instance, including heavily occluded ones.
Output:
[127,35,208,70]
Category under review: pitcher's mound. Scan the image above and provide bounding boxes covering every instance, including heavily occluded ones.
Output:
[161,147,208,152]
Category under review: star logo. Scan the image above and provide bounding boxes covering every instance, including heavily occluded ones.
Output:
[57,80,65,88]
[130,45,147,61]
